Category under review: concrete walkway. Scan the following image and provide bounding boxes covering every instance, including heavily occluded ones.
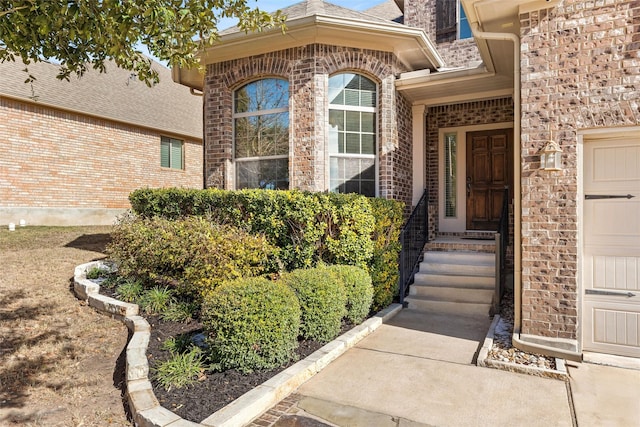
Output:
[251,309,640,427]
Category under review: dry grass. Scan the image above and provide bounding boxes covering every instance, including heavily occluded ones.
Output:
[0,226,131,426]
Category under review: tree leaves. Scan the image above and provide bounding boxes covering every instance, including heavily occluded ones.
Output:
[0,0,286,85]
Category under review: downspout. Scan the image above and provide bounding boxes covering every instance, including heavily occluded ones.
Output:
[469,19,581,361]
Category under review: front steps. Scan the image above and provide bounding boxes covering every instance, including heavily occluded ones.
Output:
[405,247,495,317]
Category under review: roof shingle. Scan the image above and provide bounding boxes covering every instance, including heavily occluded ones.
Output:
[0,59,202,140]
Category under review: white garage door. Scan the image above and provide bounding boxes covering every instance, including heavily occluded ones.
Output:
[583,136,640,357]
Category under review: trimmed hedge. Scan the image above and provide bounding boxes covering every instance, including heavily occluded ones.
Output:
[325,265,373,324]
[201,277,301,373]
[128,188,404,310]
[106,216,277,299]
[280,267,347,343]
[368,197,404,311]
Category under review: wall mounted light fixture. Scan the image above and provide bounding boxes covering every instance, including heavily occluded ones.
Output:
[540,140,563,171]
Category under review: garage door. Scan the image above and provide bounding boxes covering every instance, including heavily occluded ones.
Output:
[583,136,640,357]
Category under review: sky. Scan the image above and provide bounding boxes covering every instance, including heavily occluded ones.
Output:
[141,0,388,64]
[216,0,388,29]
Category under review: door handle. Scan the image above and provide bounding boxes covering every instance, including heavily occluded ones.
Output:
[585,194,635,200]
[585,289,636,297]
[466,177,472,197]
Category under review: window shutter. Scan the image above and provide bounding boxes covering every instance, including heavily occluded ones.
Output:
[170,139,183,169]
[160,138,170,168]
[436,0,457,43]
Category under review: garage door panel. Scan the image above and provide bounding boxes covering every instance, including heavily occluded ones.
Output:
[587,302,640,357]
[588,255,640,291]
[584,200,640,246]
[590,144,640,183]
[583,136,640,358]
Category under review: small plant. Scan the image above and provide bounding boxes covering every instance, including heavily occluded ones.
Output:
[99,274,123,290]
[115,280,144,303]
[140,286,174,314]
[161,300,198,323]
[86,266,108,280]
[153,347,206,391]
[161,335,194,354]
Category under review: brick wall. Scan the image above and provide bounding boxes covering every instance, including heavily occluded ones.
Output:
[204,44,414,207]
[0,97,202,214]
[404,0,482,68]
[519,0,640,340]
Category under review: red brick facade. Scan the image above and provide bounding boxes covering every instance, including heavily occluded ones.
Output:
[519,0,640,341]
[404,0,482,68]
[203,44,414,207]
[0,97,202,224]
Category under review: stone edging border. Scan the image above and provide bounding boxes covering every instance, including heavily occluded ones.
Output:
[477,315,568,381]
[73,261,402,427]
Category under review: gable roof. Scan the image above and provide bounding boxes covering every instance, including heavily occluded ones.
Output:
[0,59,202,140]
[365,0,404,23]
[220,0,402,36]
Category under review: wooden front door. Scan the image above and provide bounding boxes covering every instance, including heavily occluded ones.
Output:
[466,129,513,230]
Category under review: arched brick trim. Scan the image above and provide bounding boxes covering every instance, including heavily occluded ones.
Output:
[323,50,392,82]
[220,56,294,90]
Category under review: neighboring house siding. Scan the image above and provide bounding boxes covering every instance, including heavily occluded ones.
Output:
[519,0,640,340]
[404,0,482,68]
[0,97,202,224]
[203,44,413,206]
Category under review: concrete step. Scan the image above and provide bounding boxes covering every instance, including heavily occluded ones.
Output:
[419,261,495,277]
[405,296,491,317]
[413,272,494,289]
[409,285,494,304]
[422,251,495,266]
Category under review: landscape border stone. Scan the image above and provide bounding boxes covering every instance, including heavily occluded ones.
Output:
[73,261,402,427]
[477,315,569,381]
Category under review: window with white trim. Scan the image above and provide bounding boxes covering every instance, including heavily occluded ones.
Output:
[161,136,184,169]
[328,73,377,197]
[234,78,289,190]
[436,0,472,42]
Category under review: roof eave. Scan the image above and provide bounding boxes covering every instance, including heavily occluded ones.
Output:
[173,14,444,90]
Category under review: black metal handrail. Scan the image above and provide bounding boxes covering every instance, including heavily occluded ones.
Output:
[399,189,429,307]
[493,187,510,314]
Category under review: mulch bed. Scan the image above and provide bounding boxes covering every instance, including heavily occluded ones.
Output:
[145,316,352,423]
[98,284,350,423]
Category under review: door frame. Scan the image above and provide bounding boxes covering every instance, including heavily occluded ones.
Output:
[578,126,640,356]
[438,122,513,233]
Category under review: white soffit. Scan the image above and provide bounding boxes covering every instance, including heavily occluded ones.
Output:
[170,15,445,90]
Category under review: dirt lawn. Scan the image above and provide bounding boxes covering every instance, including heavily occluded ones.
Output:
[0,226,131,426]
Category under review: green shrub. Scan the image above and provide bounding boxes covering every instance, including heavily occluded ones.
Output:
[368,197,404,311]
[201,277,301,373]
[280,267,347,342]
[128,189,376,271]
[107,216,278,299]
[325,265,373,324]
[153,347,206,390]
[126,188,404,310]
[317,193,375,267]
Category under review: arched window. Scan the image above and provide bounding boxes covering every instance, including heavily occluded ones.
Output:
[234,78,289,189]
[328,73,377,197]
